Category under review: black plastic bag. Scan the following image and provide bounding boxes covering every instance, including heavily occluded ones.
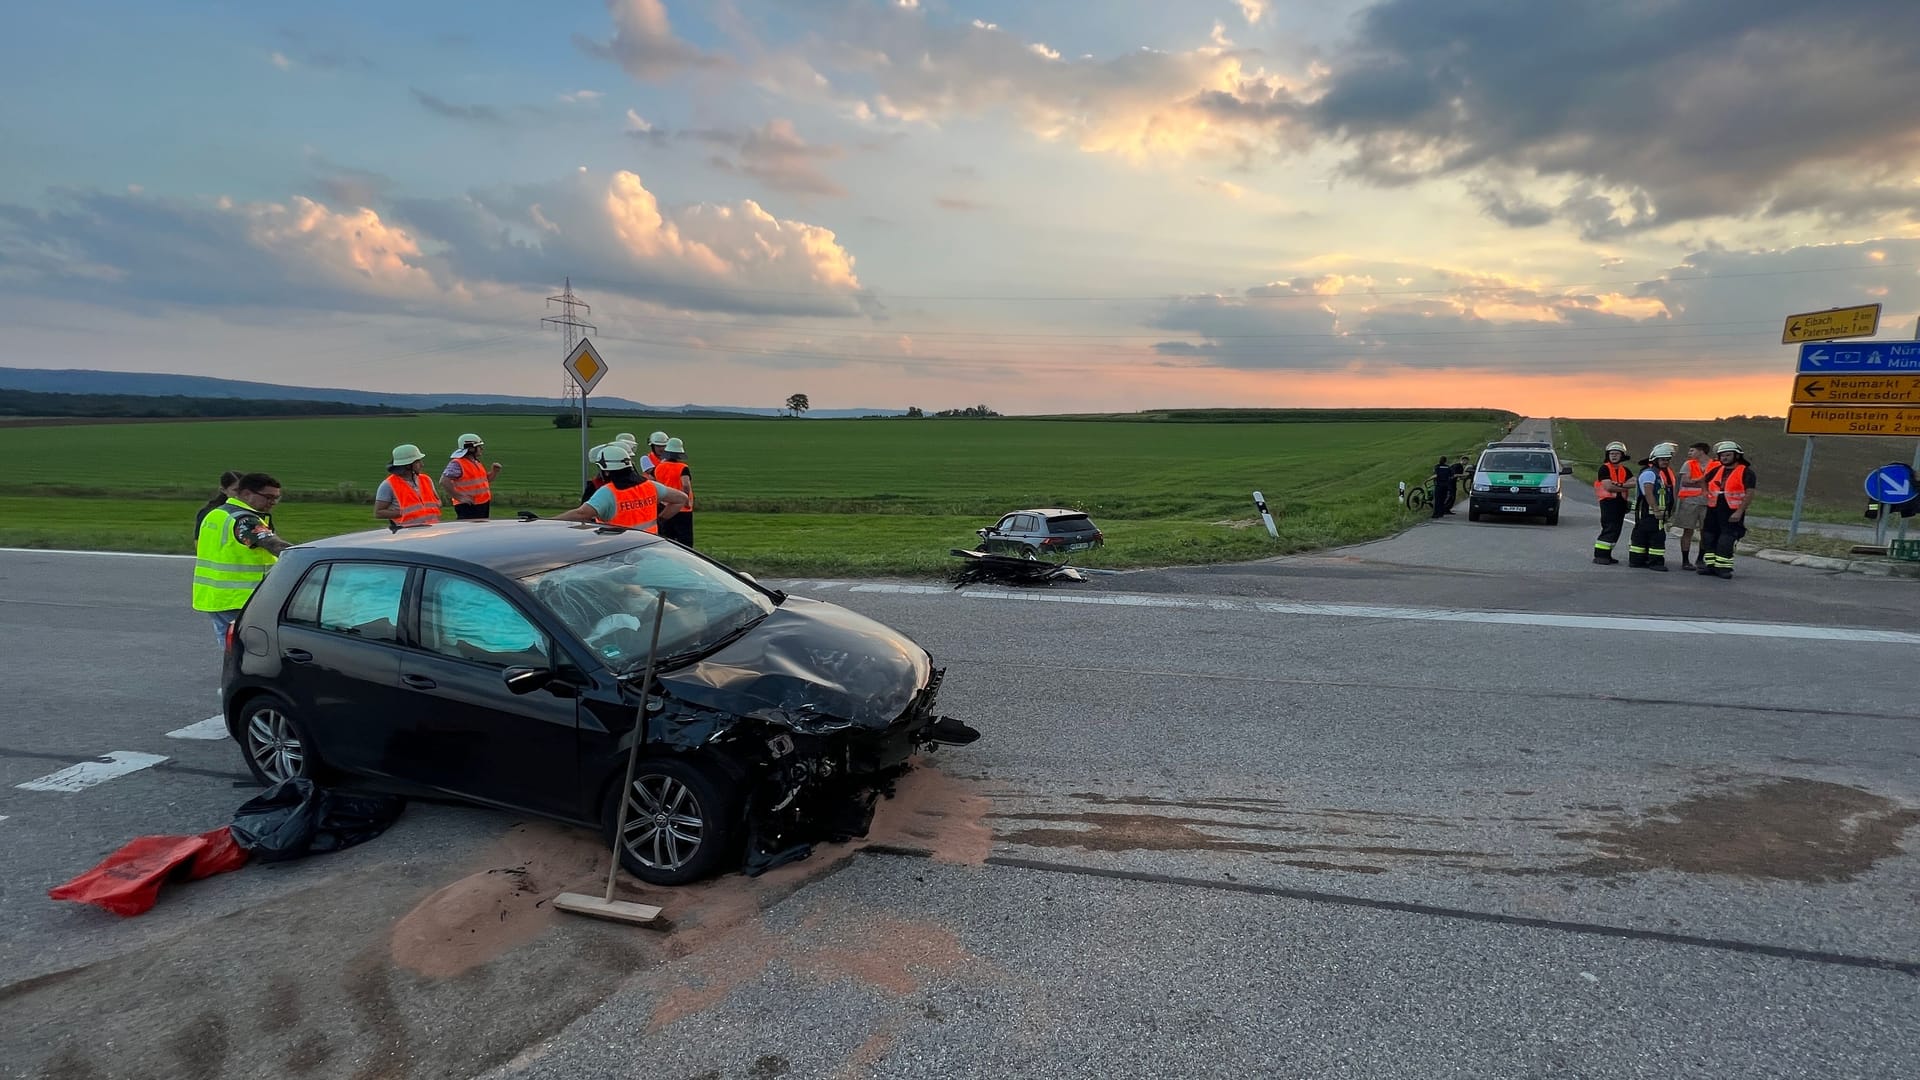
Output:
[231,779,406,862]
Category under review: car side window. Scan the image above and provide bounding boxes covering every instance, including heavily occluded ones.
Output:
[995,515,1018,533]
[419,571,550,668]
[283,564,328,626]
[1019,514,1041,533]
[317,562,407,643]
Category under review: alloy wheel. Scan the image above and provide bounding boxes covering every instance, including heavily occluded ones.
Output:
[621,774,706,870]
[245,707,305,783]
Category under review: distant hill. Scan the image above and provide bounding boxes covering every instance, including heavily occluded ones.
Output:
[0,368,902,419]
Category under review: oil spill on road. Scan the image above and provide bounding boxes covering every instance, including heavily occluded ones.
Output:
[10,765,993,1080]
[1558,777,1920,883]
[389,821,607,979]
[992,810,1485,873]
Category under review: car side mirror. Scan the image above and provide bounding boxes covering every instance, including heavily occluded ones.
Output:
[1559,465,1573,475]
[503,666,555,695]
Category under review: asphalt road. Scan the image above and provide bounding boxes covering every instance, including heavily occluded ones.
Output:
[3,418,1918,1079]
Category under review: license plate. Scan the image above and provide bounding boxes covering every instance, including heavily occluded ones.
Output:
[1499,505,1526,513]
[1062,541,1095,551]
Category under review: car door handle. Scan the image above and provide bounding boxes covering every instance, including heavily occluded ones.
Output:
[402,675,438,690]
[283,649,313,664]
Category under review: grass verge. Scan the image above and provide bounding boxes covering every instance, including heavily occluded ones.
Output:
[0,495,1437,578]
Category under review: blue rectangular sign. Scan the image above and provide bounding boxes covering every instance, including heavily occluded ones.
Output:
[1798,342,1920,373]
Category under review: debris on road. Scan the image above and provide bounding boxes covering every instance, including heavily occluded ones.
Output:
[948,548,1088,588]
[230,779,406,862]
[48,827,248,916]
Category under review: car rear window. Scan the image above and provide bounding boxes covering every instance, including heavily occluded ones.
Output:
[1480,452,1554,474]
[1046,515,1097,534]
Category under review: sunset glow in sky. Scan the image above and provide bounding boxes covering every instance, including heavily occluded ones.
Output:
[3,1,1918,417]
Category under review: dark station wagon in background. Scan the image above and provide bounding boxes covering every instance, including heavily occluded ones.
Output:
[976,508,1105,559]
[221,522,978,884]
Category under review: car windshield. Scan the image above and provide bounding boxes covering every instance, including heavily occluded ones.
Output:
[1481,452,1555,474]
[521,542,776,673]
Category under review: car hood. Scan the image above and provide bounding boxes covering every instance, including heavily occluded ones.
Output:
[656,597,930,731]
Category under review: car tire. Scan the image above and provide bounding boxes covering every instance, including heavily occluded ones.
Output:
[1546,510,1560,526]
[236,693,319,786]
[602,755,738,886]
[1467,505,1481,522]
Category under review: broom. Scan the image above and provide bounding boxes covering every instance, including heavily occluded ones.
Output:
[554,592,669,926]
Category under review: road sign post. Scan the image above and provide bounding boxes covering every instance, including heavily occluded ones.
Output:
[563,338,609,489]
[1788,437,1814,544]
[1867,463,1917,547]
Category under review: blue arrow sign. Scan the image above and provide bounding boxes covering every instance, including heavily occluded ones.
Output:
[1798,342,1920,373]
[1866,462,1916,504]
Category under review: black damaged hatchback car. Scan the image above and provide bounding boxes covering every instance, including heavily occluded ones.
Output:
[220,521,978,884]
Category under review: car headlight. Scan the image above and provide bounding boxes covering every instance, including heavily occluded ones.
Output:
[1472,482,1491,492]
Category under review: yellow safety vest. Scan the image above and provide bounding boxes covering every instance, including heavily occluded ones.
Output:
[191,499,278,612]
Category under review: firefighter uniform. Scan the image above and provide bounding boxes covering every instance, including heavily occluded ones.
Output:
[1697,441,1754,580]
[1627,444,1676,571]
[1592,442,1632,564]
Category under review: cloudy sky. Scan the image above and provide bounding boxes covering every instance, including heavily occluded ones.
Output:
[3,0,1917,417]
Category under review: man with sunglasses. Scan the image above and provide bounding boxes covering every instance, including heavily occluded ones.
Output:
[190,472,291,647]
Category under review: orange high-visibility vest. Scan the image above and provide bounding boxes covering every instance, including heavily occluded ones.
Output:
[1676,459,1707,500]
[1594,461,1631,501]
[652,461,692,510]
[449,456,491,505]
[603,482,659,533]
[387,473,441,527]
[1706,462,1750,511]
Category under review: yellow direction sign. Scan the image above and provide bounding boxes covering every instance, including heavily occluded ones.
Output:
[1785,406,1920,437]
[1781,303,1880,344]
[563,337,607,394]
[1793,374,1920,405]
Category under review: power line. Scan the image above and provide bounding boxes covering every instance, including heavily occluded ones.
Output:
[580,259,1916,304]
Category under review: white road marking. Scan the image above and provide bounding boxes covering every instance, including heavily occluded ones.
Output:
[16,751,170,793]
[845,583,1920,646]
[166,716,229,740]
[0,547,193,560]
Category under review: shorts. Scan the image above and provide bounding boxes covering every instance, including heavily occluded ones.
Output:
[1671,499,1707,530]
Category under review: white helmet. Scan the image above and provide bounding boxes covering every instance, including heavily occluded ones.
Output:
[593,443,634,471]
[389,443,426,467]
[1650,442,1676,460]
[649,430,670,446]
[1713,440,1742,456]
[1605,441,1628,455]
[664,437,685,454]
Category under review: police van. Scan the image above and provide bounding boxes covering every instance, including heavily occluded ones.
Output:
[1467,441,1573,525]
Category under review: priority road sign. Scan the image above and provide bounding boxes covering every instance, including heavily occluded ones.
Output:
[1781,303,1880,344]
[1865,463,1916,504]
[1785,406,1920,437]
[1791,374,1920,405]
[1796,341,1920,374]
[563,337,607,394]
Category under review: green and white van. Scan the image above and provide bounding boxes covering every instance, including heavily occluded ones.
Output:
[1468,442,1572,525]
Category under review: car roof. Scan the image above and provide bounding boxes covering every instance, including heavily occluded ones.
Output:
[1485,442,1554,451]
[290,520,663,578]
[1004,508,1089,518]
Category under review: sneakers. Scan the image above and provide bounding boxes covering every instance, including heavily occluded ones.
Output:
[1680,559,1694,570]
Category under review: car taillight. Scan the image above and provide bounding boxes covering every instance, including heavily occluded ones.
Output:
[225,622,237,652]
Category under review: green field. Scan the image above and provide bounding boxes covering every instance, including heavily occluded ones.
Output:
[0,413,1508,575]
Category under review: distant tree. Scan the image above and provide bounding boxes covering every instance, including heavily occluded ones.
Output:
[553,411,589,429]
[786,393,811,417]
[933,404,999,418]
[905,405,923,418]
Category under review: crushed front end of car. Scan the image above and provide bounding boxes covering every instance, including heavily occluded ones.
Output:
[651,599,980,874]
